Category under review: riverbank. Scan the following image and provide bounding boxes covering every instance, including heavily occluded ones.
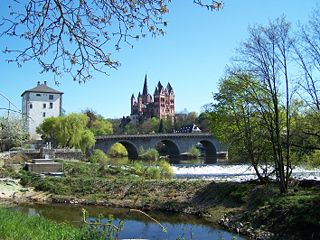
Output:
[1,161,320,239]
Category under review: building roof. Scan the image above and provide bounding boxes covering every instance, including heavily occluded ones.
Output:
[166,82,174,94]
[21,81,63,96]
[176,124,202,133]
[142,74,148,96]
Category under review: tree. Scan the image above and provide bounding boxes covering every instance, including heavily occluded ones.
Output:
[0,0,222,83]
[0,115,28,151]
[37,113,95,153]
[234,17,294,193]
[90,118,113,136]
[295,7,320,111]
[210,73,274,182]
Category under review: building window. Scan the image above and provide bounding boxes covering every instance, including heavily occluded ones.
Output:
[36,94,41,96]
[29,104,33,109]
[43,112,46,117]
[43,103,46,108]
[49,103,53,109]
[49,95,54,100]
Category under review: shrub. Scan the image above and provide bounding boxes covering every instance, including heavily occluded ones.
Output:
[109,143,128,157]
[139,147,159,161]
[146,167,161,180]
[159,160,174,179]
[187,146,201,158]
[89,149,109,164]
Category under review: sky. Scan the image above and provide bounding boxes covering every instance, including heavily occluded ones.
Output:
[0,0,319,119]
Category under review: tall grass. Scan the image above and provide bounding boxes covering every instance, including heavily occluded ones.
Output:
[0,207,83,240]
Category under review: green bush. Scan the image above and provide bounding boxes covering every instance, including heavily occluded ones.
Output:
[139,147,159,161]
[159,160,174,179]
[187,146,201,158]
[109,143,128,157]
[89,149,109,164]
[146,167,161,180]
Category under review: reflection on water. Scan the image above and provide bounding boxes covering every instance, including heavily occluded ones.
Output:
[11,204,244,240]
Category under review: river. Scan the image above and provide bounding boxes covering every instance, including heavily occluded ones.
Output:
[8,203,244,240]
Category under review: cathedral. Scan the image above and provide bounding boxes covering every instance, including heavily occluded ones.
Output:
[130,75,175,123]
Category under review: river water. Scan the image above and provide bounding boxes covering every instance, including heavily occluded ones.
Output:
[172,163,320,181]
[9,204,244,240]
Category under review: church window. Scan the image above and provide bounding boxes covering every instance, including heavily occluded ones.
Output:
[36,93,41,96]
[49,103,53,109]
[43,112,46,117]
[29,104,33,109]
[43,103,46,108]
[49,95,54,100]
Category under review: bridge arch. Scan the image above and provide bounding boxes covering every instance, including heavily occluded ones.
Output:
[155,139,180,158]
[199,140,217,163]
[116,141,139,160]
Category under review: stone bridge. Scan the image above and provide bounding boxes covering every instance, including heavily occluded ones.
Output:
[95,133,226,163]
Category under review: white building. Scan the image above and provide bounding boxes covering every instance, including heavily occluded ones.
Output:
[21,81,63,139]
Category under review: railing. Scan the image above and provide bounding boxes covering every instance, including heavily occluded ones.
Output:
[96,133,213,140]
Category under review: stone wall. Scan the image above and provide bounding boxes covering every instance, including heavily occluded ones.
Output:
[2,149,84,161]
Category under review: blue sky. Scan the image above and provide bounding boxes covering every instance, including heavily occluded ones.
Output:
[0,0,319,118]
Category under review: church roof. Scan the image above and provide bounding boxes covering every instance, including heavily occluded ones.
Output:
[166,82,174,94]
[142,74,148,95]
[154,81,164,95]
[21,81,63,96]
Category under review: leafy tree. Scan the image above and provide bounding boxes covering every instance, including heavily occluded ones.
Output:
[0,1,222,83]
[210,73,274,182]
[0,115,28,151]
[37,113,95,153]
[36,116,60,144]
[82,109,113,136]
[89,117,113,136]
[235,17,295,193]
[139,117,160,133]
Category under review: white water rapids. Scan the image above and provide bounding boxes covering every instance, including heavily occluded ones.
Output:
[172,164,320,182]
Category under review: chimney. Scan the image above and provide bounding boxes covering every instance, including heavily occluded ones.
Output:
[37,81,40,86]
[44,81,47,85]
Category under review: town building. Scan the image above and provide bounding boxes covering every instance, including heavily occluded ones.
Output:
[130,75,175,123]
[21,81,63,139]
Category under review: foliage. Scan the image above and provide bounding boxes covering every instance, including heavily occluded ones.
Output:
[304,150,320,167]
[187,146,201,158]
[89,149,109,164]
[0,115,28,151]
[139,147,159,161]
[84,110,113,136]
[159,160,174,179]
[244,184,320,240]
[37,113,95,154]
[90,118,113,136]
[109,143,128,158]
[81,209,124,240]
[210,73,274,181]
[0,207,84,240]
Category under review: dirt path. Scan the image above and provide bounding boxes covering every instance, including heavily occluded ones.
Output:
[0,178,50,204]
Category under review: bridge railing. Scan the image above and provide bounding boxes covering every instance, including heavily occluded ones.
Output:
[95,133,213,139]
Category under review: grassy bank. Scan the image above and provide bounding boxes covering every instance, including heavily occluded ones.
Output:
[0,207,83,240]
[2,160,320,239]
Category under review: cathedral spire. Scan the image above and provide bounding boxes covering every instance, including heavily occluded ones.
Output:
[142,74,148,95]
